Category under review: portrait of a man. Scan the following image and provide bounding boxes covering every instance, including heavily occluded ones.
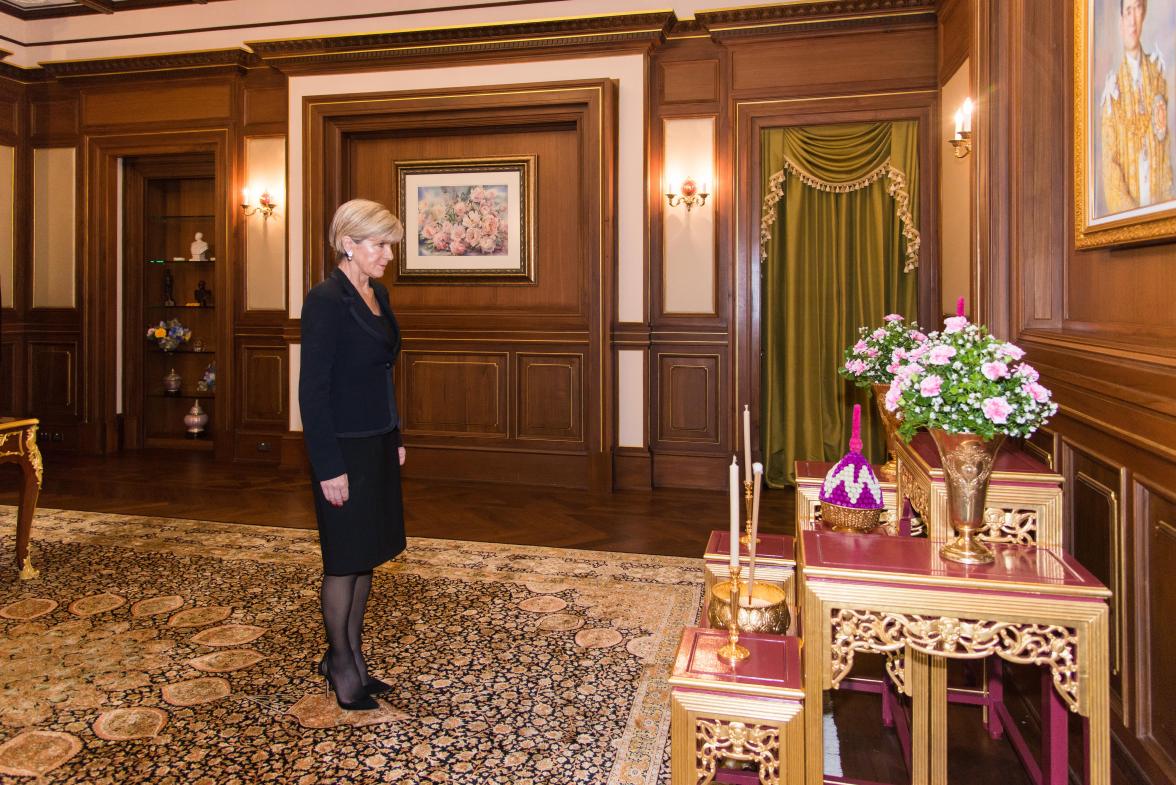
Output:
[1088,0,1176,224]
[1100,0,1173,213]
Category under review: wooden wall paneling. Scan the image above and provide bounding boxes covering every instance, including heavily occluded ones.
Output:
[1064,443,1130,720]
[728,27,937,98]
[30,97,79,142]
[1135,480,1176,782]
[659,59,720,105]
[517,352,583,443]
[400,350,509,438]
[0,93,18,140]
[81,81,234,129]
[27,338,78,417]
[308,80,614,489]
[938,0,973,85]
[0,337,17,414]
[237,342,286,428]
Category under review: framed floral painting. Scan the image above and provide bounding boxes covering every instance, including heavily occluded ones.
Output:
[1075,0,1176,248]
[395,156,536,283]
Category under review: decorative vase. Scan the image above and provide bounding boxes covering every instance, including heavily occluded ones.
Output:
[707,580,790,635]
[163,368,182,395]
[872,382,900,481]
[184,401,208,438]
[929,428,1005,565]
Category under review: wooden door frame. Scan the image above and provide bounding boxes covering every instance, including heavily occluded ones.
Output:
[83,129,234,459]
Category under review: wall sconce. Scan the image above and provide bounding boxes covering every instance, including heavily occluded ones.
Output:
[949,98,973,159]
[665,176,710,212]
[241,187,278,220]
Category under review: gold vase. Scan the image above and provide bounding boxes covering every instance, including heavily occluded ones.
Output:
[872,383,900,481]
[929,428,1006,565]
[708,580,790,634]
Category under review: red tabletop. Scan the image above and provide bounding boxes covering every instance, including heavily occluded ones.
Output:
[669,626,804,699]
[801,530,1109,598]
[705,530,795,566]
[795,460,893,483]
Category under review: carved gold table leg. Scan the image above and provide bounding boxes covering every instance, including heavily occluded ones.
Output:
[804,585,824,785]
[930,655,948,785]
[16,447,41,580]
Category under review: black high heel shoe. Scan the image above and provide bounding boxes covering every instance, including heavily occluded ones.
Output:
[319,653,393,696]
[317,654,378,711]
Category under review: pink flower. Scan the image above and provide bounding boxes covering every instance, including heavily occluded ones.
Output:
[865,348,879,358]
[883,313,904,322]
[926,345,957,365]
[909,344,929,360]
[422,224,436,239]
[431,234,449,251]
[919,375,943,397]
[982,396,1013,424]
[450,239,467,255]
[1023,382,1051,403]
[844,359,868,375]
[943,315,968,334]
[466,227,480,244]
[470,186,485,202]
[872,328,887,341]
[999,343,1026,360]
[479,236,497,254]
[896,363,924,381]
[885,384,903,411]
[981,361,1009,380]
[891,348,908,362]
[854,340,869,353]
[454,202,468,216]
[911,331,928,343]
[886,362,900,374]
[1015,363,1040,382]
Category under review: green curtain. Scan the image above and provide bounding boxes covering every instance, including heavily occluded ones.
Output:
[760,121,920,487]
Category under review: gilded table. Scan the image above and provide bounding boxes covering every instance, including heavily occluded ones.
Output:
[0,418,43,579]
[894,431,1064,548]
[799,529,1110,785]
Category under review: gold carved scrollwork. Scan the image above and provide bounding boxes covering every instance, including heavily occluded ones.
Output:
[26,426,43,489]
[830,609,1081,711]
[695,719,781,785]
[884,650,907,693]
[981,507,1038,545]
[830,609,907,687]
[899,464,929,520]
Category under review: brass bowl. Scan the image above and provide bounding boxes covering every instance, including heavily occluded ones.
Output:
[707,580,790,634]
[821,501,884,534]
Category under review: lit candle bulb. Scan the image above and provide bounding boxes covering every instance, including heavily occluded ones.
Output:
[242,187,252,206]
[742,405,752,483]
[953,109,963,138]
[962,98,973,133]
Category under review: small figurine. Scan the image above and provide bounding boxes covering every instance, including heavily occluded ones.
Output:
[162,269,175,307]
[192,337,205,353]
[190,232,209,261]
[194,280,211,308]
[198,361,216,393]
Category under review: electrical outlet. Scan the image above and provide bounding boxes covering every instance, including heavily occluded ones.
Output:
[256,441,271,452]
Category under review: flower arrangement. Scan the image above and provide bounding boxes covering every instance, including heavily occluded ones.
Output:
[417,185,508,257]
[838,314,929,387]
[146,319,192,352]
[886,313,1057,440]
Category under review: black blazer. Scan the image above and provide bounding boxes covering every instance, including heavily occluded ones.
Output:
[299,267,402,480]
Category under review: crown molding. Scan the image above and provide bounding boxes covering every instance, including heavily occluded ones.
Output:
[0,0,234,21]
[38,47,255,80]
[246,11,676,74]
[696,0,937,40]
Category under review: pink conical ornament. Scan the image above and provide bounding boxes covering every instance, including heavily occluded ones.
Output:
[956,296,966,317]
[819,405,885,533]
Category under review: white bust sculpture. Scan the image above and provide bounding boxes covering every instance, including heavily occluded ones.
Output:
[190,232,209,261]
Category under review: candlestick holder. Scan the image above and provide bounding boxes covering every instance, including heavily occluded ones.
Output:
[717,565,751,662]
[739,479,759,546]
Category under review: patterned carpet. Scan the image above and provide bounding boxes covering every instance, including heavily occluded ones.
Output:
[0,507,702,783]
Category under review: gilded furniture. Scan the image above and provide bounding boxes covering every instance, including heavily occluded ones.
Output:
[795,461,899,535]
[894,431,1064,548]
[704,531,796,635]
[670,627,805,785]
[799,528,1111,785]
[0,418,43,579]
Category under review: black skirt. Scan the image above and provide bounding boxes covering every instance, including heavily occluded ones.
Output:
[311,431,406,575]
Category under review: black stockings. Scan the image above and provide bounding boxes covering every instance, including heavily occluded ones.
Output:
[320,570,374,704]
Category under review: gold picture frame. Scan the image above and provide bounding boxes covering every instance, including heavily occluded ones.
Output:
[1074,0,1176,249]
[394,156,536,284]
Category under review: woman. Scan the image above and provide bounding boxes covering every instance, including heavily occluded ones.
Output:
[299,198,406,711]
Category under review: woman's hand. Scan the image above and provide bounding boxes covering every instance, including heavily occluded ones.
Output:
[320,474,349,507]
[398,446,407,466]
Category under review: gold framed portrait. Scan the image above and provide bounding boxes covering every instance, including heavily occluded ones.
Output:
[1075,0,1176,248]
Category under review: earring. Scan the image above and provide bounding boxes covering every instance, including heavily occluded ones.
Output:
[346,250,353,260]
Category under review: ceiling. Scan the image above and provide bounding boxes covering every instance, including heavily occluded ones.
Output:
[0,0,223,19]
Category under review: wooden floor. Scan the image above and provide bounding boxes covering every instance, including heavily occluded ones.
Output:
[0,450,1148,785]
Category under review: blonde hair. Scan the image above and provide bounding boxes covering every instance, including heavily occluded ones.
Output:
[328,198,404,260]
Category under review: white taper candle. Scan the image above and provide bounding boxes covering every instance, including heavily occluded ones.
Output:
[742,405,752,483]
[747,462,764,596]
[729,455,740,568]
